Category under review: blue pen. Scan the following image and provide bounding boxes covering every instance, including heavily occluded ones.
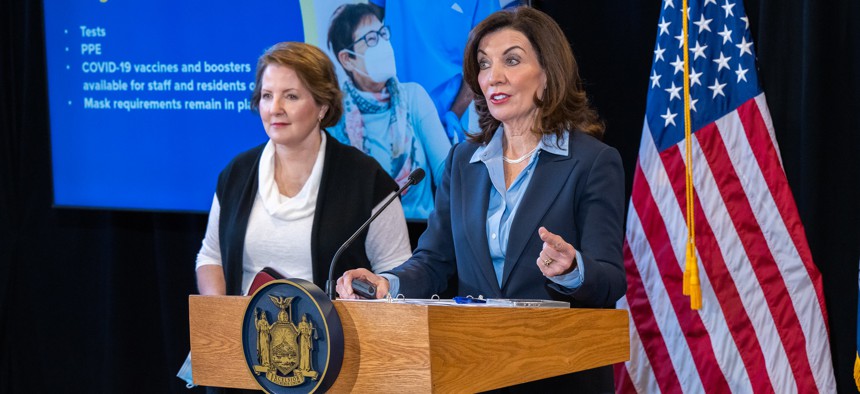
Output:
[453,296,486,304]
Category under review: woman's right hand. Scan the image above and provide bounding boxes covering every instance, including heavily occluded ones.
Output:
[336,268,390,299]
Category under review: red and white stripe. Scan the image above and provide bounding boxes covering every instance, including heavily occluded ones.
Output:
[616,93,836,393]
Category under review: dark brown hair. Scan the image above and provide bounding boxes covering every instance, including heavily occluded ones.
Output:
[462,7,604,143]
[250,42,343,128]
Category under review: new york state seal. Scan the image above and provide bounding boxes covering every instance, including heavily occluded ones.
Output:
[242,279,343,394]
[253,295,319,386]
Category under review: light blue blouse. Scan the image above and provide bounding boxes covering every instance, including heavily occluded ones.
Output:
[471,128,584,289]
[384,128,584,297]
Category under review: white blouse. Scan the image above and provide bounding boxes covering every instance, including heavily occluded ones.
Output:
[196,133,412,294]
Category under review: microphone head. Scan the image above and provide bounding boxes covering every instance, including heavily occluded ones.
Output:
[408,168,426,185]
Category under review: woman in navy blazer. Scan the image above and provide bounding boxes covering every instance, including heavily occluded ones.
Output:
[337,7,625,392]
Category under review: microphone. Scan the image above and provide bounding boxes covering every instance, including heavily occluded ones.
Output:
[326,168,425,299]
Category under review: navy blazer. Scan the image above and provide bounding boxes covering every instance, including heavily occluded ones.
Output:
[389,130,626,308]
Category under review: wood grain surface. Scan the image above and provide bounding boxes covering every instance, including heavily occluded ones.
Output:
[427,307,629,392]
[188,295,257,389]
[189,296,628,393]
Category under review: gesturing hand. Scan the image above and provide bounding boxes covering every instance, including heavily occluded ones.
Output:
[536,226,577,277]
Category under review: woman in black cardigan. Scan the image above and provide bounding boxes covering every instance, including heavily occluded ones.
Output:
[195,42,412,297]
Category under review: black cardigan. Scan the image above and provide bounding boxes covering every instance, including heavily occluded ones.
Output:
[215,132,398,295]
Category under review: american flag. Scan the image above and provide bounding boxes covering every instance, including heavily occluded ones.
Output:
[614,0,837,392]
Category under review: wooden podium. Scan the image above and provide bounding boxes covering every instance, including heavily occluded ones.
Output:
[189,295,628,392]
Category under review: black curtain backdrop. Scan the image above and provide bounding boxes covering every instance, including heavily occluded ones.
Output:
[2,1,858,392]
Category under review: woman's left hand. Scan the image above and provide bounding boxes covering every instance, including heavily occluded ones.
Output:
[536,226,577,277]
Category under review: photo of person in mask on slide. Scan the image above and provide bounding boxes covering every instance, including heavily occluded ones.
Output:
[327,3,451,219]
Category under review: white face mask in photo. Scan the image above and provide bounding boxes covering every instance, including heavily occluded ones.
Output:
[346,40,397,83]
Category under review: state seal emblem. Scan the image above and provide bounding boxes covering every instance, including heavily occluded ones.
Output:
[242,279,343,393]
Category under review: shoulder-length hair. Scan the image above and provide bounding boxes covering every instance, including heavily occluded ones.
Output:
[462,7,604,143]
[249,42,343,128]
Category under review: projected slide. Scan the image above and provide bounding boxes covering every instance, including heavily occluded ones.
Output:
[44,1,304,212]
[45,0,501,217]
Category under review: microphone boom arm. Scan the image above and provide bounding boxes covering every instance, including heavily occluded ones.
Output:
[325,168,425,299]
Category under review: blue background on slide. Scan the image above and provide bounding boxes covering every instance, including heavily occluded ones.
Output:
[43,1,303,211]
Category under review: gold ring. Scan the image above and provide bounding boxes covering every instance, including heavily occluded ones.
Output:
[543,258,554,266]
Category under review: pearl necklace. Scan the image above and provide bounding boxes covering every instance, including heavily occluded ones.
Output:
[502,145,539,164]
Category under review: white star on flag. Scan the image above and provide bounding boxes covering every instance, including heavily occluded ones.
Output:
[660,107,677,126]
[713,51,732,71]
[690,40,708,60]
[735,63,749,82]
[659,17,672,36]
[736,36,753,56]
[718,25,733,44]
[654,44,666,62]
[671,55,685,74]
[675,33,686,48]
[665,82,682,101]
[650,70,662,88]
[694,14,713,33]
[690,67,703,86]
[708,77,727,97]
[722,0,736,17]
